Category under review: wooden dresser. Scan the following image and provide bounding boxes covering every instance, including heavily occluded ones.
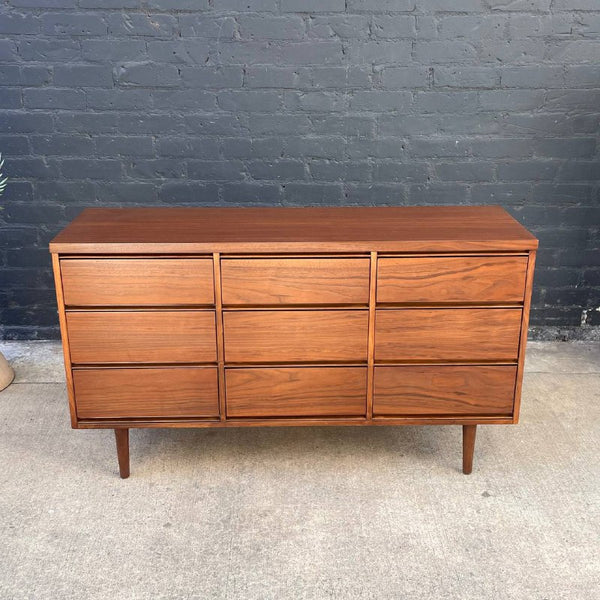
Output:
[50,206,538,478]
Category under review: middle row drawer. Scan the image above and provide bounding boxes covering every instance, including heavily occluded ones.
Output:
[66,308,521,365]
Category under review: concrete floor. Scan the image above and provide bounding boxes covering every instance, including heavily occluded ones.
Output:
[0,341,598,600]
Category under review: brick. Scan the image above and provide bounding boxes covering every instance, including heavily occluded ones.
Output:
[414,91,479,113]
[82,40,146,62]
[221,183,282,204]
[245,67,298,89]
[480,90,546,111]
[373,162,429,183]
[0,66,51,87]
[347,0,416,12]
[147,0,208,9]
[0,89,22,109]
[0,135,29,155]
[157,137,220,159]
[434,67,499,89]
[36,181,95,203]
[308,16,371,39]
[298,67,371,89]
[345,41,413,65]
[42,13,107,36]
[108,13,177,38]
[147,40,210,65]
[238,16,305,40]
[501,67,564,88]
[282,0,345,11]
[158,182,221,204]
[59,159,123,180]
[222,138,284,159]
[308,160,371,181]
[24,88,86,110]
[283,182,343,204]
[0,111,54,133]
[95,136,154,157]
[285,91,347,112]
[126,159,186,179]
[559,163,600,181]
[181,67,243,88]
[415,42,477,64]
[213,0,277,10]
[218,91,281,112]
[53,65,114,88]
[115,62,179,87]
[217,41,343,65]
[152,90,216,111]
[248,160,306,180]
[30,135,94,156]
[382,67,430,89]
[187,160,246,181]
[497,161,559,181]
[86,89,153,111]
[435,162,495,182]
[0,13,40,34]
[345,183,408,205]
[350,91,412,111]
[284,136,346,160]
[179,16,236,38]
[20,39,80,61]
[372,16,415,38]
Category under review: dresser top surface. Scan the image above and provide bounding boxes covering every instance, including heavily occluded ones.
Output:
[50,206,538,253]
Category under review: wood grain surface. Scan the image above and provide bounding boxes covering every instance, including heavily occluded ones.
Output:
[49,206,538,253]
[74,367,219,418]
[377,255,528,304]
[67,310,217,364]
[374,365,517,415]
[226,367,367,417]
[223,310,369,363]
[221,257,370,305]
[61,258,214,306]
[375,308,522,361]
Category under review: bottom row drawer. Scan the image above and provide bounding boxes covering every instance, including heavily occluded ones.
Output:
[73,367,219,419]
[73,365,517,420]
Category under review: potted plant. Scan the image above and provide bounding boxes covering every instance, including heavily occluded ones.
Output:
[0,153,15,391]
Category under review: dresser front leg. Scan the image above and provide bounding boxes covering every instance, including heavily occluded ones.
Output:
[462,425,477,475]
[114,428,130,479]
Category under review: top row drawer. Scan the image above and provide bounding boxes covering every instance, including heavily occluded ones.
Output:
[61,258,215,307]
[61,255,528,308]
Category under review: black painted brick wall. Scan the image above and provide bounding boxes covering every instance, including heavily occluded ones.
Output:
[0,0,599,339]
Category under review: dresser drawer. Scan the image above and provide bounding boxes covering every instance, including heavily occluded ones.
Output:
[377,256,528,304]
[61,258,214,307]
[223,310,368,363]
[375,308,521,361]
[221,258,370,305]
[374,365,516,416]
[67,311,217,364]
[73,367,219,419]
[226,367,367,417]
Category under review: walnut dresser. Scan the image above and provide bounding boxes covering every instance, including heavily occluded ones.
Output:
[50,206,538,478]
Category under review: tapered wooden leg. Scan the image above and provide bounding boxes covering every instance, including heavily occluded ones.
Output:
[114,428,130,479]
[462,425,477,474]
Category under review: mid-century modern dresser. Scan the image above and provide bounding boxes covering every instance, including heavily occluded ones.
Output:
[50,206,537,478]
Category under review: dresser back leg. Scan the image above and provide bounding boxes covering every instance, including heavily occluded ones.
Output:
[114,428,130,479]
[462,425,477,474]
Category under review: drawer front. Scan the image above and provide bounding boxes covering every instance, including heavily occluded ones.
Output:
[375,308,521,361]
[374,365,517,416]
[223,310,368,363]
[221,258,370,305]
[377,256,528,304]
[73,367,219,419]
[67,311,217,364]
[61,258,214,306]
[226,367,367,418]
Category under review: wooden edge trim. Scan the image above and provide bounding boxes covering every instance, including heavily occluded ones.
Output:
[76,416,514,429]
[51,253,78,428]
[366,251,377,420]
[213,252,227,421]
[512,249,537,423]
